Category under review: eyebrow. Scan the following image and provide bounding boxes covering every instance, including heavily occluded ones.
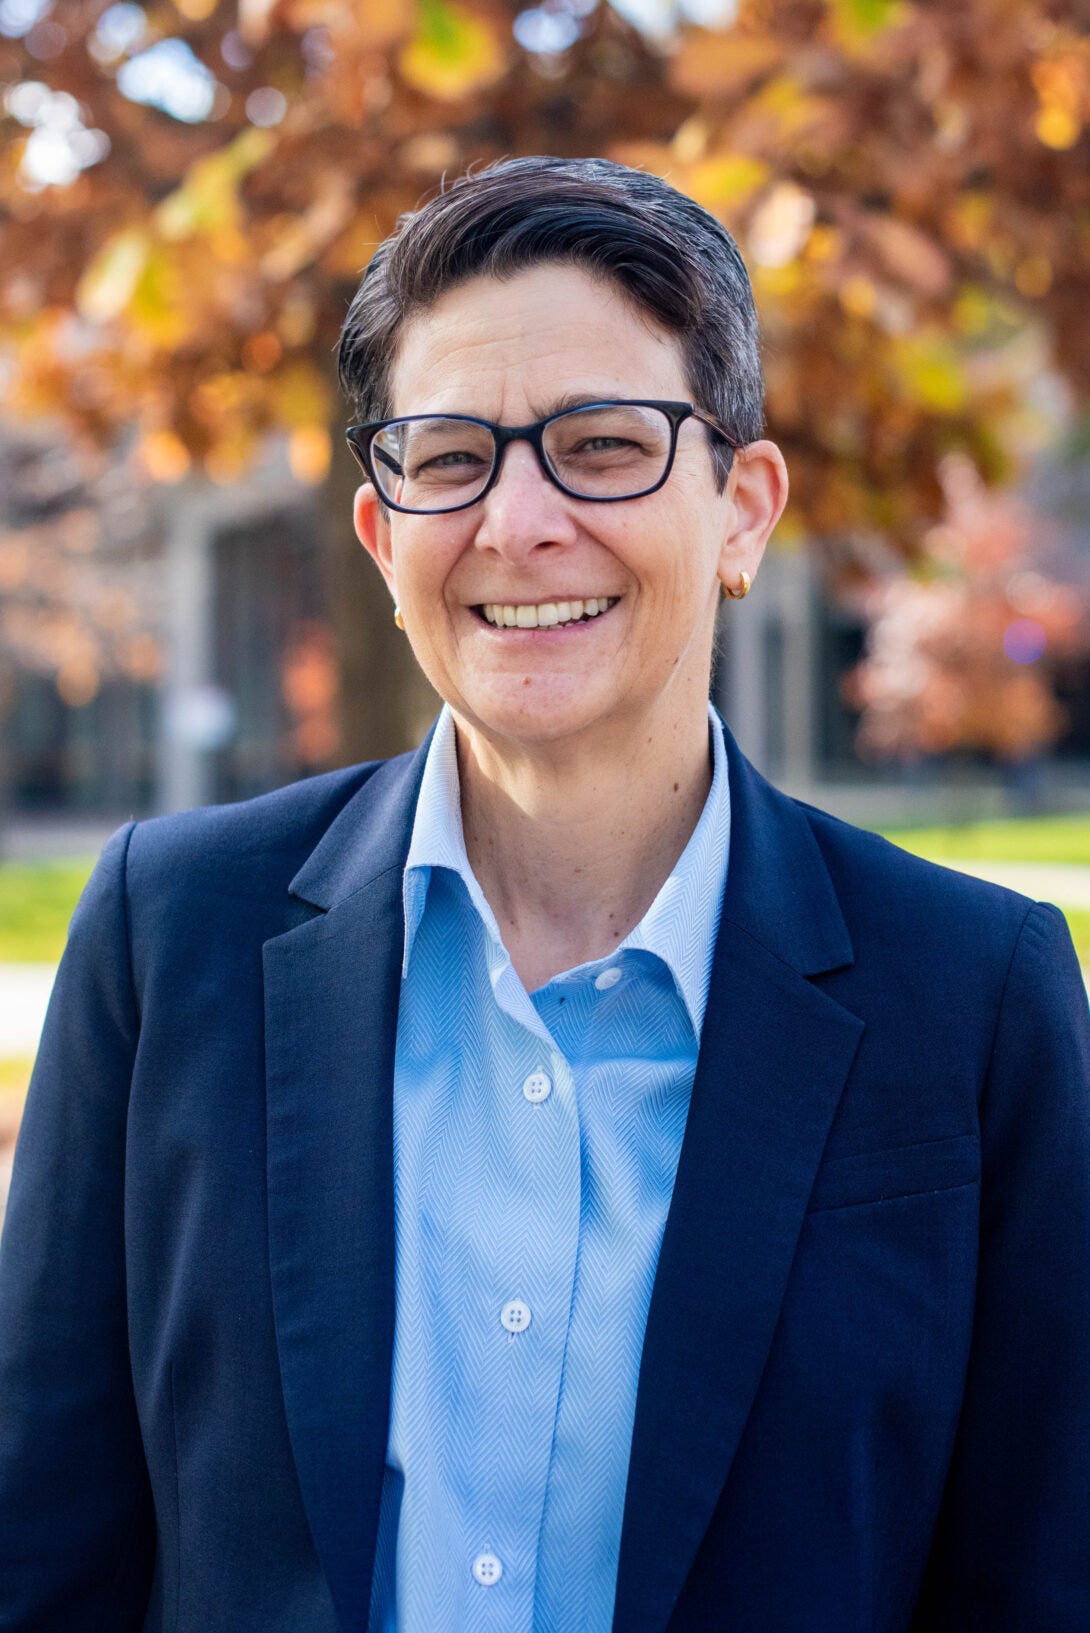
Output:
[399,392,638,424]
[531,390,628,419]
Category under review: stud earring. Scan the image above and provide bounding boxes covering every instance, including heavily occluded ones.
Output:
[723,571,751,601]
[393,606,405,630]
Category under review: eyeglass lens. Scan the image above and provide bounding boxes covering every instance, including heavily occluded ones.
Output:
[368,404,674,511]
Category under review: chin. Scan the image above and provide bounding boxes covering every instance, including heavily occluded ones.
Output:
[458,678,620,745]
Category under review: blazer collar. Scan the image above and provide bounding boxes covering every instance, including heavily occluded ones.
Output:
[612,731,862,1633]
[264,731,432,1633]
[716,725,853,977]
[267,717,860,1633]
[287,725,435,911]
[287,715,851,973]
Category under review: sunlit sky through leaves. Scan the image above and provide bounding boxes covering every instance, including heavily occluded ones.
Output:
[116,38,221,123]
[90,4,148,63]
[4,81,109,188]
[609,0,737,34]
[4,0,742,190]
[0,0,49,39]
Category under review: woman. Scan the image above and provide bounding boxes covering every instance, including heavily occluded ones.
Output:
[1,157,1087,1633]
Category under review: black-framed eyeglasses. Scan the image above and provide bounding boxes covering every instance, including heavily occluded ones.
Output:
[344,399,740,515]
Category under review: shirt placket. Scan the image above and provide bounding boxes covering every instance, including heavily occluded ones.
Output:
[458,945,581,1631]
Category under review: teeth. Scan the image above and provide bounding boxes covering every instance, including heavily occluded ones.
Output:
[480,597,616,629]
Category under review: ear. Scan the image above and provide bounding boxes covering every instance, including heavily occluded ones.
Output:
[353,483,397,599]
[717,439,789,594]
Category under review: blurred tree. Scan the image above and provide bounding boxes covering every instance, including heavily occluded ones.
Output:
[0,428,161,828]
[844,451,1086,763]
[2,0,1090,760]
[280,613,338,771]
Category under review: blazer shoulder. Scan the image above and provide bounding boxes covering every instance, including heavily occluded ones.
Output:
[793,797,1039,970]
[122,759,390,907]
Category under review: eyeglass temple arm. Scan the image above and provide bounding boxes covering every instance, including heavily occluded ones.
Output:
[373,446,404,476]
[692,408,741,449]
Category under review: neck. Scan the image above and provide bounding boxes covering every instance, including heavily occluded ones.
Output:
[455,695,714,993]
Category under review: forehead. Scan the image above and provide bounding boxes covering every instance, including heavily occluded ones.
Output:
[388,262,690,418]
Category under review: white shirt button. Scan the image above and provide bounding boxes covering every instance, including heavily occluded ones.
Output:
[594,966,622,990]
[522,1070,551,1103]
[472,1551,503,1586]
[500,1299,531,1333]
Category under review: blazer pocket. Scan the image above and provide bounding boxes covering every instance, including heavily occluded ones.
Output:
[807,1131,980,1213]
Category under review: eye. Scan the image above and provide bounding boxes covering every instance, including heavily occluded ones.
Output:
[576,435,633,453]
[416,448,487,472]
[402,434,493,482]
[562,433,650,462]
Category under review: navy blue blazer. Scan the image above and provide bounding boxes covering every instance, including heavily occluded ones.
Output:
[1,726,1088,1633]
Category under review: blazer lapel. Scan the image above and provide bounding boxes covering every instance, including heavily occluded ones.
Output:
[263,742,429,1633]
[263,721,863,1633]
[612,736,866,1633]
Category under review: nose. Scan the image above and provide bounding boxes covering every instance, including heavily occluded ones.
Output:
[472,439,580,563]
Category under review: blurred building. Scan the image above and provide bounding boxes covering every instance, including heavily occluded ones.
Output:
[2,443,328,828]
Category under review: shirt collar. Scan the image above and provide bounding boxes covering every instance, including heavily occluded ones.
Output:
[617,708,729,1035]
[402,703,731,1037]
[402,706,502,975]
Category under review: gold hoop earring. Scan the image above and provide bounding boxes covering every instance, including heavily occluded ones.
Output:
[723,571,751,601]
[393,605,405,631]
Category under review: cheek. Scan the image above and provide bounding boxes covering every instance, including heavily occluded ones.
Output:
[623,515,720,613]
[393,523,467,606]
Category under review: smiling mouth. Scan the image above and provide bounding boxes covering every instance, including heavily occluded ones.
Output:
[476,597,621,629]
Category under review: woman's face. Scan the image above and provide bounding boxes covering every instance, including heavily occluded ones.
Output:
[355,262,781,753]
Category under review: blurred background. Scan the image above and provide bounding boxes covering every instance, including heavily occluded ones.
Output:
[3,0,1090,1219]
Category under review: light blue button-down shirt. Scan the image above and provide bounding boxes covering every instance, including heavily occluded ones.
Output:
[369,703,731,1633]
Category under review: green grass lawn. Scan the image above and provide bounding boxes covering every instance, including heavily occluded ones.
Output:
[879,813,1090,865]
[1059,910,1090,967]
[0,864,93,1111]
[0,861,94,962]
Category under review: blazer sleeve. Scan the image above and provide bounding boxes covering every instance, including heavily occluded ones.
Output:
[0,823,155,1630]
[911,901,1090,1631]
